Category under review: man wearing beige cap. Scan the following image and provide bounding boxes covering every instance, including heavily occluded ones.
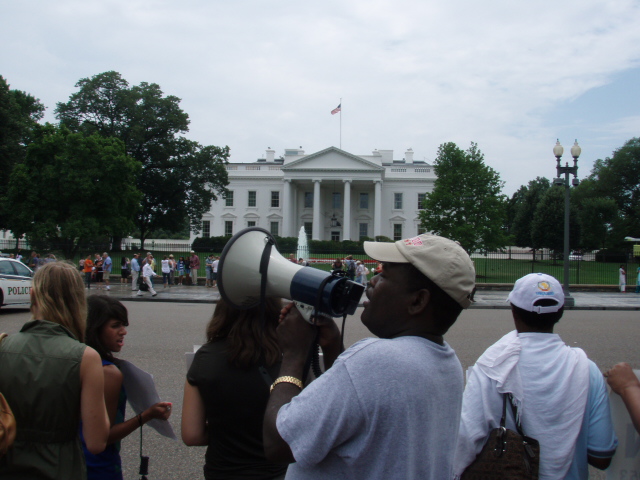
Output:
[264,233,475,479]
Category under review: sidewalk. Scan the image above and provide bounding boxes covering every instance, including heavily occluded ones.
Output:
[100,283,640,311]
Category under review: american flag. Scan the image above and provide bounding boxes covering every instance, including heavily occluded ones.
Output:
[331,103,341,115]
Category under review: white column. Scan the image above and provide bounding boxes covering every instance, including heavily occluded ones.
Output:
[282,179,291,237]
[374,180,382,238]
[312,179,321,240]
[343,179,352,240]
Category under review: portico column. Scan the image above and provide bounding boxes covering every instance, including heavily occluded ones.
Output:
[282,179,292,237]
[312,179,321,240]
[374,180,382,238]
[343,179,352,240]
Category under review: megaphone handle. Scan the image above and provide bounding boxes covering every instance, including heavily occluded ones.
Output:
[301,331,322,383]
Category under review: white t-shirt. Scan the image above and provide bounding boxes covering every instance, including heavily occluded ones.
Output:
[161,259,170,273]
[277,336,464,480]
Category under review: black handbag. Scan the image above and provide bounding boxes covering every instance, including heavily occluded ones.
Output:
[461,393,539,480]
[138,276,149,292]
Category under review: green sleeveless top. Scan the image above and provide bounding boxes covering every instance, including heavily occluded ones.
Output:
[0,320,87,479]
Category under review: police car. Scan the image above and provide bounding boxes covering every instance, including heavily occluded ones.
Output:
[0,257,33,309]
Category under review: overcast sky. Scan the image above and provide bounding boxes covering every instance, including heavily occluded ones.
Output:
[2,0,640,195]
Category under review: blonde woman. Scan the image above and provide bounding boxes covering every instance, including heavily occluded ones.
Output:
[0,262,109,479]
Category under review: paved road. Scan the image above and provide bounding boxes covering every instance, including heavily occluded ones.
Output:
[1,300,638,479]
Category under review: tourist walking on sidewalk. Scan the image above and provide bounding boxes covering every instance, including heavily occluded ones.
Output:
[137,260,158,297]
[130,254,140,292]
[102,252,113,291]
[619,264,626,292]
[83,255,95,289]
[161,256,171,288]
[190,251,200,286]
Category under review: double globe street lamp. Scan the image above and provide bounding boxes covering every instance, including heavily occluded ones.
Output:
[553,139,581,307]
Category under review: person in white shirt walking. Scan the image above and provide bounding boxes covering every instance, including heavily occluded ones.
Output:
[137,259,158,297]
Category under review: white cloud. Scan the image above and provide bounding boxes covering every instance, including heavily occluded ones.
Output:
[2,0,640,194]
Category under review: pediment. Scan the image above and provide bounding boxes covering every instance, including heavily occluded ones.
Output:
[283,147,384,172]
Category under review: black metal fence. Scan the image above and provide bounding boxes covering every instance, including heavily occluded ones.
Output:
[2,240,638,286]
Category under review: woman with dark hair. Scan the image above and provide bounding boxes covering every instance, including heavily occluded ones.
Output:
[181,297,287,480]
[81,295,172,480]
[120,257,130,284]
[0,262,109,479]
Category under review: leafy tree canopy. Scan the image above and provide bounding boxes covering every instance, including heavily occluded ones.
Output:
[3,125,141,257]
[55,71,229,248]
[509,177,550,248]
[530,185,579,254]
[419,142,509,253]
[0,75,45,228]
[587,137,640,244]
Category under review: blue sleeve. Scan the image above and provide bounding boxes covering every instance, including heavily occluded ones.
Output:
[586,361,618,458]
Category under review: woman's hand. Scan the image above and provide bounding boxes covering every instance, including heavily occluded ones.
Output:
[145,401,173,421]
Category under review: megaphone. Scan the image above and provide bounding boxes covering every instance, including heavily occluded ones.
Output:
[217,227,365,323]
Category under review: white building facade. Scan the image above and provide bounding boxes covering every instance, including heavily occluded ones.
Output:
[193,146,436,242]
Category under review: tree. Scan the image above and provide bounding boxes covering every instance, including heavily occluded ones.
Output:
[587,138,640,246]
[530,186,579,257]
[0,76,45,230]
[3,126,141,257]
[572,178,618,250]
[55,71,229,248]
[419,142,509,253]
[510,177,551,249]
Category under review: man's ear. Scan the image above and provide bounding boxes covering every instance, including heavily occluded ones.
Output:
[407,288,430,316]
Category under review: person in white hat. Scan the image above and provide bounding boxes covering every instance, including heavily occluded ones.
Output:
[264,233,475,479]
[453,273,618,479]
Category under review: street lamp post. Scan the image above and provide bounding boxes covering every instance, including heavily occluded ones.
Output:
[553,139,581,307]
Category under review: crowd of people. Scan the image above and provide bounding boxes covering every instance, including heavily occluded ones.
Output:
[1,234,640,479]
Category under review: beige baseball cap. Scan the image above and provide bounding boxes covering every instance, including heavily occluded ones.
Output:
[363,234,476,308]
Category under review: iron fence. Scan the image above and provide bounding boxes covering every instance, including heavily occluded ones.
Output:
[2,241,638,286]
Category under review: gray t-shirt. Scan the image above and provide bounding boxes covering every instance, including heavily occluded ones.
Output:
[277,336,464,480]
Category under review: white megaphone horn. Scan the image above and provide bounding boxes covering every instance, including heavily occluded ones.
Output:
[217,227,364,323]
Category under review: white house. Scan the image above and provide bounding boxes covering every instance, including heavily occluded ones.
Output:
[192,146,436,242]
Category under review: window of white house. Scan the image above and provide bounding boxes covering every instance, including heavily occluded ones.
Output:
[304,222,313,240]
[418,193,426,210]
[332,192,341,209]
[304,192,313,208]
[359,192,369,209]
[359,223,368,240]
[224,221,233,236]
[393,223,402,241]
[270,222,279,236]
[225,191,234,207]
[247,221,256,227]
[248,191,257,207]
[202,220,210,238]
[271,191,280,208]
[394,193,403,210]
[331,231,340,242]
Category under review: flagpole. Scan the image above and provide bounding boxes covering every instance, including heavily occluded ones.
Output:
[339,97,342,149]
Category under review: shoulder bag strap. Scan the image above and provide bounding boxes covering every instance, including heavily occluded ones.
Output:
[500,393,508,428]
[507,393,528,437]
